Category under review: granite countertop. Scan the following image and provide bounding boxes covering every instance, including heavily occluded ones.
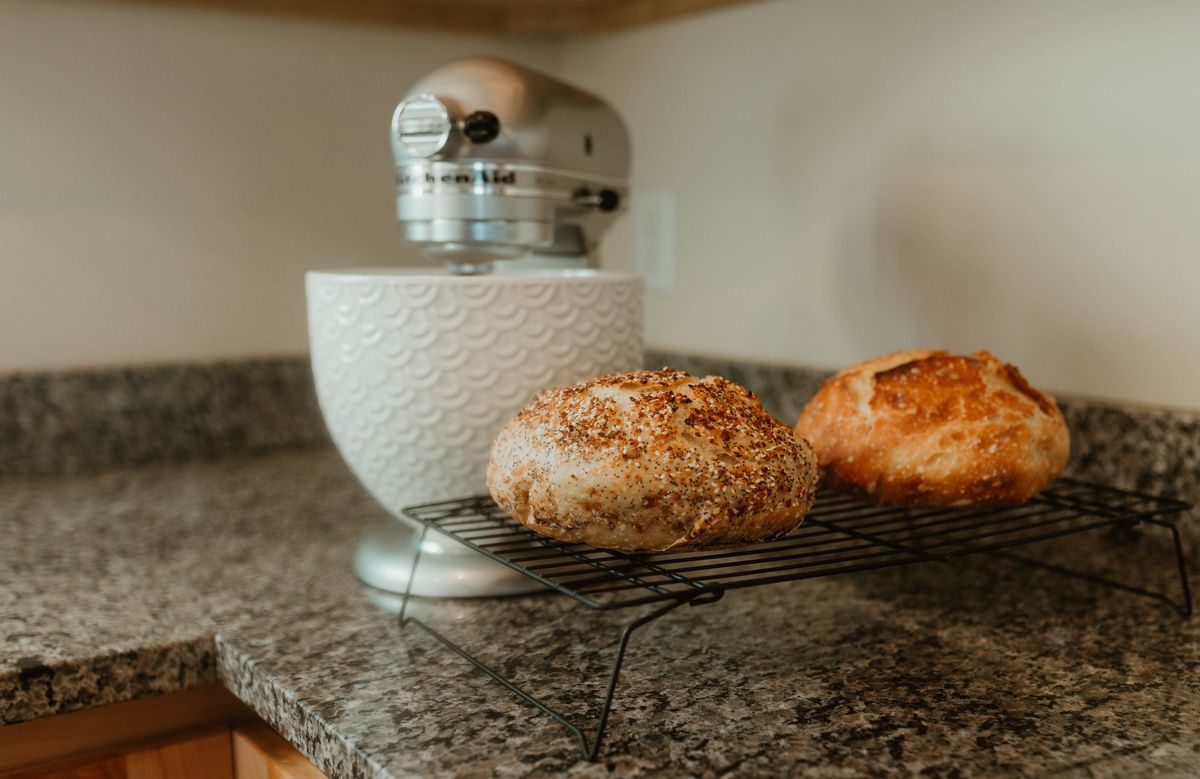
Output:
[3,447,1200,777]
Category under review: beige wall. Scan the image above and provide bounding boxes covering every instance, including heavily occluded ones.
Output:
[4,0,1200,409]
[562,0,1200,409]
[0,0,557,370]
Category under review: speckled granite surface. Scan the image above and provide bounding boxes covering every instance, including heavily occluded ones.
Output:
[0,358,327,476]
[4,448,1199,777]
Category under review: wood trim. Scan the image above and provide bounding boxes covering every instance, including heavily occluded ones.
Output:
[111,0,763,36]
[2,755,127,779]
[0,686,253,776]
[232,722,329,779]
[5,726,234,779]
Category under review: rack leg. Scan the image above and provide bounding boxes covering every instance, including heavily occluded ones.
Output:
[988,519,1193,618]
[398,525,428,628]
[1146,518,1193,618]
[400,593,700,761]
[583,596,696,760]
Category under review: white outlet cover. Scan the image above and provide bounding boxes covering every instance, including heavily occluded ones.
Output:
[633,190,677,293]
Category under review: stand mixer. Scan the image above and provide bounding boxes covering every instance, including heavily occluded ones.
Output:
[306,58,644,597]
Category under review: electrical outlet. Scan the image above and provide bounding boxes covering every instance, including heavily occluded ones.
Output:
[633,190,676,293]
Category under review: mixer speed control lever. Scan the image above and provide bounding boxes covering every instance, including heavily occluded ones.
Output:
[573,188,621,213]
[462,111,501,143]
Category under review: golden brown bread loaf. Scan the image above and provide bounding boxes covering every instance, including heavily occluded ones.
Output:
[795,350,1070,507]
[488,369,819,552]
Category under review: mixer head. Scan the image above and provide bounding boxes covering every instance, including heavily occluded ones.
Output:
[391,57,631,274]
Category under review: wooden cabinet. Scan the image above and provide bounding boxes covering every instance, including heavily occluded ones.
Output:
[118,0,758,35]
[0,688,327,779]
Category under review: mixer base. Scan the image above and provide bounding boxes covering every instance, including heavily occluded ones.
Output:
[353,519,545,598]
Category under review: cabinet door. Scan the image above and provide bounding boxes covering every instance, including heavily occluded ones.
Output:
[231,723,328,779]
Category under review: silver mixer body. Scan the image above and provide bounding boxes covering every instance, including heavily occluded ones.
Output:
[390,57,631,273]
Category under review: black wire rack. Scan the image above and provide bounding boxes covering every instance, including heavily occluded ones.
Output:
[398,477,1192,760]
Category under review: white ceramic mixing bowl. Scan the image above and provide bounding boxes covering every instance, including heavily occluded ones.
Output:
[306,268,643,596]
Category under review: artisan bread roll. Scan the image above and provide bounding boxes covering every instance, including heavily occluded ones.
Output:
[488,369,819,552]
[796,350,1069,507]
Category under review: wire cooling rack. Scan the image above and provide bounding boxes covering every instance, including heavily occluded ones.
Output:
[398,478,1192,760]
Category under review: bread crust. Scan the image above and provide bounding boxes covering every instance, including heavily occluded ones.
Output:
[488,369,819,552]
[795,350,1070,507]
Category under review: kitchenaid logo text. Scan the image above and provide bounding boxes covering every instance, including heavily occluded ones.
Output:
[398,170,517,186]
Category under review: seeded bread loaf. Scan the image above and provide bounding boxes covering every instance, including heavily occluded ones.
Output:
[488,369,819,552]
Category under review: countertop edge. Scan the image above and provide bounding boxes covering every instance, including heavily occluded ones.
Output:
[216,633,389,779]
[0,635,219,725]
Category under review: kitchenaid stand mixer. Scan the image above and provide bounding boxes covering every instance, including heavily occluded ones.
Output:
[306,58,643,597]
